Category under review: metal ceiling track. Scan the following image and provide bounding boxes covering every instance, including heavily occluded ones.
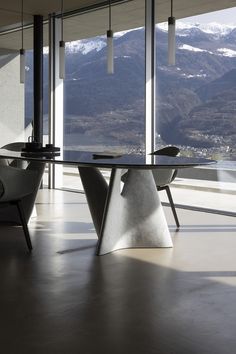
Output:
[0,0,133,36]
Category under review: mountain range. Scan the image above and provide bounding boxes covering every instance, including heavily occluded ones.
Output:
[25,21,236,154]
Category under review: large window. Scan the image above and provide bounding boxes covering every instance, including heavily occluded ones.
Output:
[64,28,145,155]
[155,8,236,211]
[58,0,145,190]
[155,12,236,162]
[24,24,49,186]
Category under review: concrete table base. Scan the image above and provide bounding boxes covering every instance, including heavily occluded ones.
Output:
[79,167,173,255]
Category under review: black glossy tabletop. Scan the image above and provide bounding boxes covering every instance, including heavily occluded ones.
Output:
[0,149,215,169]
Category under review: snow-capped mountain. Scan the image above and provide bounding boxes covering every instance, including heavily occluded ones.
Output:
[65,29,137,55]
[66,37,106,54]
[63,21,236,62]
[158,21,236,37]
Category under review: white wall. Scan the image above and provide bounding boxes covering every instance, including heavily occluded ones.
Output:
[0,49,24,147]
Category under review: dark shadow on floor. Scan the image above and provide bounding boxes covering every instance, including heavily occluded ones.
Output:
[0,223,236,353]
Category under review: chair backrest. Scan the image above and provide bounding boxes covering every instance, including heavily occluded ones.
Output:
[1,142,26,151]
[1,142,27,168]
[0,161,45,223]
[151,146,180,187]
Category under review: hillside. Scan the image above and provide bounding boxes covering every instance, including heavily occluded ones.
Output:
[25,22,236,153]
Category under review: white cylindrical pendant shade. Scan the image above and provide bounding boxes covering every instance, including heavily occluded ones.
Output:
[107,30,114,74]
[59,40,65,79]
[20,48,25,84]
[168,17,176,65]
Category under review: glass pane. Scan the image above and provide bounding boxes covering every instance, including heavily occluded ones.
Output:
[25,24,49,186]
[60,0,145,190]
[155,6,236,213]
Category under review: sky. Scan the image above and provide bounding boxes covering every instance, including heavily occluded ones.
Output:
[182,6,236,24]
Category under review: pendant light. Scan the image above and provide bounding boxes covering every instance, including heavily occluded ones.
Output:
[168,0,176,65]
[107,0,114,74]
[59,0,65,79]
[20,0,25,84]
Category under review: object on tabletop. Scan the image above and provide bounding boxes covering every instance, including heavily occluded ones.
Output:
[92,152,123,159]
[21,139,60,157]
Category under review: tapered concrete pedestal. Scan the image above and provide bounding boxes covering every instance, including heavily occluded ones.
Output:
[79,167,173,255]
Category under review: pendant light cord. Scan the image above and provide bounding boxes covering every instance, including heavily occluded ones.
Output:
[171,0,173,17]
[21,0,24,49]
[109,0,112,31]
[61,0,64,41]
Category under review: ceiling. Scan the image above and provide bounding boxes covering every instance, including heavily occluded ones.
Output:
[0,0,106,28]
[0,0,236,50]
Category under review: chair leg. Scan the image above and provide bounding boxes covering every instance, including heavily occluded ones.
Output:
[15,200,33,251]
[165,186,180,228]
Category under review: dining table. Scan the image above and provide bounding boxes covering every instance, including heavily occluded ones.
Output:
[0,148,215,255]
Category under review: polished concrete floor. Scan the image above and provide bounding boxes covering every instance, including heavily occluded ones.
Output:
[0,189,236,353]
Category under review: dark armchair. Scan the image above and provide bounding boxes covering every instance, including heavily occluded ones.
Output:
[0,164,39,250]
[0,142,45,250]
